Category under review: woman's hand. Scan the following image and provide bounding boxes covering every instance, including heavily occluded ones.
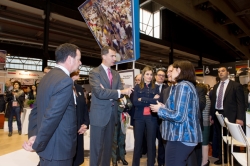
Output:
[150,101,163,112]
[153,94,160,99]
[78,124,88,134]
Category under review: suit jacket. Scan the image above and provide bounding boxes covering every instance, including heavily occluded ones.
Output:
[159,86,171,104]
[28,67,77,160]
[73,83,89,165]
[89,65,123,127]
[133,83,159,119]
[210,80,245,123]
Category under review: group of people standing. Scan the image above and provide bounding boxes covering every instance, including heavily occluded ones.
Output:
[21,43,246,166]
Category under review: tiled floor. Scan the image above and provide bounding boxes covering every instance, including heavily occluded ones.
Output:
[0,129,236,166]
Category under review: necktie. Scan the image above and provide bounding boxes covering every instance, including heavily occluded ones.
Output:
[216,82,225,108]
[108,68,113,87]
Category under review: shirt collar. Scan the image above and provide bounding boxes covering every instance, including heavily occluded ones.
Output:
[101,63,109,71]
[55,64,70,76]
[220,78,229,84]
[155,82,163,86]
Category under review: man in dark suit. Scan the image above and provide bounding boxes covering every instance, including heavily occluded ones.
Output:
[23,43,82,166]
[155,69,168,166]
[159,65,173,104]
[89,46,132,166]
[210,66,245,165]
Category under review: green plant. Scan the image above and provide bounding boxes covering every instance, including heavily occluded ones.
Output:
[27,99,35,106]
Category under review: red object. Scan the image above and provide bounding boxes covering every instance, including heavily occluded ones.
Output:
[143,107,151,115]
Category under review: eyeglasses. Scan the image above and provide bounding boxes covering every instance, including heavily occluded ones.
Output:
[157,74,165,77]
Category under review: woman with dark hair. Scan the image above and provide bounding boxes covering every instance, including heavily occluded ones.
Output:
[150,61,202,166]
[197,83,211,166]
[70,70,89,166]
[132,66,160,166]
[28,85,37,100]
[5,81,25,137]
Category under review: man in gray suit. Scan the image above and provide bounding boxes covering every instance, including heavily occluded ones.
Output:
[22,43,82,166]
[89,46,132,166]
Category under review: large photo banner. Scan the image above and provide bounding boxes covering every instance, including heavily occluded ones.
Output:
[78,0,140,64]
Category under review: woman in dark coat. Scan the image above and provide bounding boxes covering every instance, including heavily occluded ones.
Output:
[70,70,90,166]
[28,85,37,100]
[5,80,25,137]
[132,66,160,166]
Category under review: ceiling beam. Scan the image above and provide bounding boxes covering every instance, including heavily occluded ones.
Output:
[153,0,250,58]
[236,8,250,16]
[0,0,88,28]
[209,0,250,37]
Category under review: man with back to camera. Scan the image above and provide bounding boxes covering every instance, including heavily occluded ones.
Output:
[22,43,82,166]
[89,46,133,166]
[210,66,245,165]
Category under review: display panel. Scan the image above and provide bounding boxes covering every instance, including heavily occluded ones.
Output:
[78,0,140,64]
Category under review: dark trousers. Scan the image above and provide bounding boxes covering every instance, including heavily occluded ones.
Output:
[165,141,195,166]
[8,106,21,132]
[214,113,228,162]
[132,116,157,166]
[186,143,202,166]
[156,127,165,165]
[90,111,115,166]
[39,157,72,166]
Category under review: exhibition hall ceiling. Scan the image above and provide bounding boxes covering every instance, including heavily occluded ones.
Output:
[0,0,250,69]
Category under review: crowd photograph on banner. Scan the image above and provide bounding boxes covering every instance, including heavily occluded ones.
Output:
[79,0,134,62]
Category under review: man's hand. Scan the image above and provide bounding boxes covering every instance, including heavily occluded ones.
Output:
[78,124,88,134]
[121,88,133,96]
[236,119,244,126]
[22,136,36,152]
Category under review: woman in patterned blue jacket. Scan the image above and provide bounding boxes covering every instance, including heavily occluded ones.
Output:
[150,61,202,166]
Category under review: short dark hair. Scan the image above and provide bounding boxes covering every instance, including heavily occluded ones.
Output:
[218,66,228,72]
[173,60,196,85]
[156,69,166,75]
[101,46,116,57]
[13,81,21,89]
[55,43,80,63]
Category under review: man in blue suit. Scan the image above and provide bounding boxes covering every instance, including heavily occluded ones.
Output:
[89,46,133,166]
[23,43,82,166]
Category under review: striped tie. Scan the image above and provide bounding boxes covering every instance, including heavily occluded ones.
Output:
[216,82,225,108]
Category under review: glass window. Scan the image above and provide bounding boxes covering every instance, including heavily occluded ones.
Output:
[140,8,160,39]
[6,56,94,75]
